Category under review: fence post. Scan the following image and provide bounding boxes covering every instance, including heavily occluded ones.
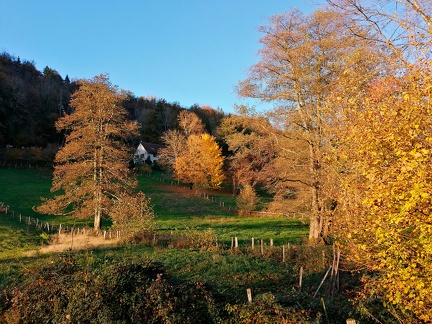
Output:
[246,288,252,303]
[299,266,303,290]
[234,237,238,249]
[322,250,326,270]
[270,238,274,248]
[282,245,286,263]
[260,239,264,255]
[251,237,255,250]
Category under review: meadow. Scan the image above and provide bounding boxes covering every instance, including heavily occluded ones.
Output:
[0,168,309,248]
[0,168,359,323]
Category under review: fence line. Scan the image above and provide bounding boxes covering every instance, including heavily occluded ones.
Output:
[1,201,315,264]
[0,159,53,169]
[0,202,120,241]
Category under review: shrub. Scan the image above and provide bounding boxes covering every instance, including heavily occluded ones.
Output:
[226,292,314,323]
[1,253,228,323]
[237,185,259,216]
[110,192,156,243]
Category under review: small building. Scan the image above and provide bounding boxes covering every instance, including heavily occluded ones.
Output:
[133,142,164,165]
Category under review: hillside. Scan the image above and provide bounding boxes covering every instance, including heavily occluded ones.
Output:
[1,168,359,323]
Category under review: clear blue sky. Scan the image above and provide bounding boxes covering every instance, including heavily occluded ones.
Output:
[0,0,325,113]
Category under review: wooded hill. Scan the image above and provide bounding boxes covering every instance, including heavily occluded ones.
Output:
[0,52,224,151]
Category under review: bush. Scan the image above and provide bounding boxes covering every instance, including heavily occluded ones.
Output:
[110,192,156,243]
[237,185,259,216]
[226,292,314,323]
[1,253,228,323]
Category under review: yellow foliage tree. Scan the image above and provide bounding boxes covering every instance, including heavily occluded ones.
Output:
[333,69,432,321]
[36,75,139,230]
[175,133,224,189]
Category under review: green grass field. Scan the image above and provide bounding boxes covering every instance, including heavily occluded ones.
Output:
[0,168,360,322]
[0,168,308,250]
[0,167,309,281]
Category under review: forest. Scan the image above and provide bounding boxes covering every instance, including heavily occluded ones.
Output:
[0,51,224,150]
[1,1,432,322]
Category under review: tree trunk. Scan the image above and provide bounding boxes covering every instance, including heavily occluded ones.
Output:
[94,207,101,230]
[308,142,322,240]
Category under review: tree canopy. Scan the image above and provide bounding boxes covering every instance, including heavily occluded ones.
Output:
[37,74,139,230]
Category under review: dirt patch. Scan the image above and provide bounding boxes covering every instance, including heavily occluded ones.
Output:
[26,233,119,256]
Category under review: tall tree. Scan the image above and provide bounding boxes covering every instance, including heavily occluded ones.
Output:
[37,74,138,230]
[158,129,187,181]
[237,9,385,240]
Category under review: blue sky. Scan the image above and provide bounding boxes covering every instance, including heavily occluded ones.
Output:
[0,0,325,113]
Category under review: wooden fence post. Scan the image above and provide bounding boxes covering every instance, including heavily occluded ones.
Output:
[299,266,303,290]
[260,239,264,255]
[246,288,252,303]
[234,237,238,249]
[282,245,286,263]
[251,237,255,250]
[270,238,274,248]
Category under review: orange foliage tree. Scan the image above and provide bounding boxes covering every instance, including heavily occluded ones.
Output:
[237,9,383,239]
[175,133,225,189]
[36,75,139,230]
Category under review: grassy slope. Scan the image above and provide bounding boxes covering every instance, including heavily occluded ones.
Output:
[0,168,309,295]
[137,175,308,246]
[0,169,308,247]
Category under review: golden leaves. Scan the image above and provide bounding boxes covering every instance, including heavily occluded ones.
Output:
[175,133,225,189]
[334,69,432,320]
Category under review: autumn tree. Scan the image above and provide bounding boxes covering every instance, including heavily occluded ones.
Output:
[158,110,208,183]
[158,129,187,181]
[175,133,225,189]
[236,184,259,216]
[37,74,139,230]
[177,109,206,137]
[218,112,274,193]
[330,69,432,322]
[237,9,384,239]
[219,108,312,215]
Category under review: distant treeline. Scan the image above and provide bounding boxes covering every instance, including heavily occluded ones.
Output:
[0,52,225,160]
